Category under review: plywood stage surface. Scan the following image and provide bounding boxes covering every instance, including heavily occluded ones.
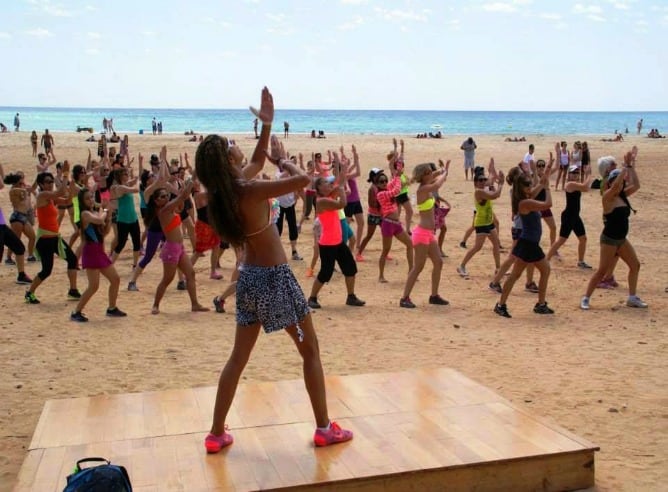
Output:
[15,368,598,491]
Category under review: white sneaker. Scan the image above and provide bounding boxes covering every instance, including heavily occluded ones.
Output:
[457,265,468,278]
[626,296,648,308]
[580,296,590,310]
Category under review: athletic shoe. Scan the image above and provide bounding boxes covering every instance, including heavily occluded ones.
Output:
[489,282,502,294]
[459,241,467,249]
[291,251,303,261]
[127,281,139,292]
[626,296,648,308]
[176,280,186,291]
[313,421,353,447]
[204,430,234,454]
[4,257,16,265]
[385,254,394,261]
[355,253,365,262]
[26,255,37,263]
[580,296,590,310]
[533,302,555,314]
[16,273,32,285]
[494,303,511,318]
[308,297,321,309]
[213,296,225,313]
[67,289,82,300]
[24,291,40,304]
[428,295,449,305]
[596,279,614,289]
[577,261,593,269]
[400,297,416,308]
[106,307,127,317]
[607,277,619,288]
[524,281,539,293]
[456,265,468,278]
[305,268,314,278]
[70,311,88,323]
[346,294,366,307]
[210,271,223,280]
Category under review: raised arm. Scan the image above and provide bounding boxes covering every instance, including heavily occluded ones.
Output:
[243,87,274,179]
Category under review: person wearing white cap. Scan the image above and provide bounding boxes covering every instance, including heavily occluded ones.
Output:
[580,147,647,310]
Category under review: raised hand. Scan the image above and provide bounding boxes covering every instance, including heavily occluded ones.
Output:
[265,134,283,166]
[249,87,274,125]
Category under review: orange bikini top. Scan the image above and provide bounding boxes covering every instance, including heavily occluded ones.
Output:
[164,214,181,233]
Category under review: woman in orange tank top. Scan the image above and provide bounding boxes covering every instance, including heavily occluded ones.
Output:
[24,170,80,305]
[144,175,209,315]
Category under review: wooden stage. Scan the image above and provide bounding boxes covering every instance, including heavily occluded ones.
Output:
[15,368,598,491]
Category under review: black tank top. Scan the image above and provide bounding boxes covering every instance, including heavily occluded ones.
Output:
[564,190,581,217]
[196,205,209,224]
[602,206,630,240]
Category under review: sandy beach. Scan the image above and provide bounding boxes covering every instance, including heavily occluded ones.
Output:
[0,130,666,491]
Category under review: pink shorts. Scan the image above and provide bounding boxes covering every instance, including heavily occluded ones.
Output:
[380,218,404,237]
[411,225,436,246]
[160,241,185,265]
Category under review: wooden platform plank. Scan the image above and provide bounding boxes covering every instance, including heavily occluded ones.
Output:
[16,368,598,492]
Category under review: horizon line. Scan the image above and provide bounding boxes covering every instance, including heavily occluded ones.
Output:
[1,105,664,114]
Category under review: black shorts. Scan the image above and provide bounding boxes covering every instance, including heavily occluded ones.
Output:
[58,203,73,211]
[344,201,363,218]
[395,192,409,204]
[540,208,553,218]
[367,214,382,226]
[559,213,586,238]
[512,238,545,263]
[475,224,495,235]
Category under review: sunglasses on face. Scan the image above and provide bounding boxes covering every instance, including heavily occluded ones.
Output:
[536,164,546,168]
[377,179,388,184]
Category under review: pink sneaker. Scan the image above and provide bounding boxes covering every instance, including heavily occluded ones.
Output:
[597,279,613,289]
[607,276,619,288]
[313,421,353,447]
[210,271,223,280]
[204,429,233,453]
[355,253,365,262]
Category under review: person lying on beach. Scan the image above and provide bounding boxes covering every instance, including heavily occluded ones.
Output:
[601,134,624,142]
[0,123,8,133]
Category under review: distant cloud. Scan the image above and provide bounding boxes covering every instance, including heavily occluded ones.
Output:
[28,0,73,17]
[87,32,101,39]
[341,0,368,4]
[573,4,603,15]
[538,12,562,20]
[0,32,11,39]
[85,48,99,55]
[610,1,630,10]
[588,14,606,22]
[84,5,96,11]
[25,28,53,37]
[482,3,517,13]
[142,31,156,37]
[266,13,287,23]
[375,8,428,22]
[338,16,364,30]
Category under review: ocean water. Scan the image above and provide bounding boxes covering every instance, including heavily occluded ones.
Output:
[1,107,666,136]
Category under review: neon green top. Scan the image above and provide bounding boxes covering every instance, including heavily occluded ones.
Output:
[473,199,494,227]
[400,173,409,194]
[416,196,435,212]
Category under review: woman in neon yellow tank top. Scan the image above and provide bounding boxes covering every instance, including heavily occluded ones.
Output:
[400,160,450,308]
[457,163,504,278]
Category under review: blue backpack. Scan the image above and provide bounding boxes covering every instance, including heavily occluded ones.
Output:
[63,457,132,492]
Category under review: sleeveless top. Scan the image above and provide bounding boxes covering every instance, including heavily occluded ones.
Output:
[602,206,630,240]
[164,214,182,234]
[564,190,581,217]
[318,208,342,246]
[347,178,360,203]
[116,193,137,223]
[473,199,494,227]
[560,150,569,166]
[84,223,103,243]
[196,205,209,224]
[36,201,59,234]
[519,210,542,243]
[417,196,435,212]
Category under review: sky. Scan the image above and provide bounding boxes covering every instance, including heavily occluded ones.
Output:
[1,0,667,111]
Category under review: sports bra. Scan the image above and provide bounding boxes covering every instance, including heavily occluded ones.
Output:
[164,214,182,233]
[416,196,435,212]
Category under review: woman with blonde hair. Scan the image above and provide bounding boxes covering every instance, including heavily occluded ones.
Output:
[399,160,450,308]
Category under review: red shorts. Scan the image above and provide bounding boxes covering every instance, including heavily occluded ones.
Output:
[195,220,220,253]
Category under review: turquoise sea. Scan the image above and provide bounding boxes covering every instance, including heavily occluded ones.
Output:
[2,107,666,136]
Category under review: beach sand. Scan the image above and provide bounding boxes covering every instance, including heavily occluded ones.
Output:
[0,131,666,491]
